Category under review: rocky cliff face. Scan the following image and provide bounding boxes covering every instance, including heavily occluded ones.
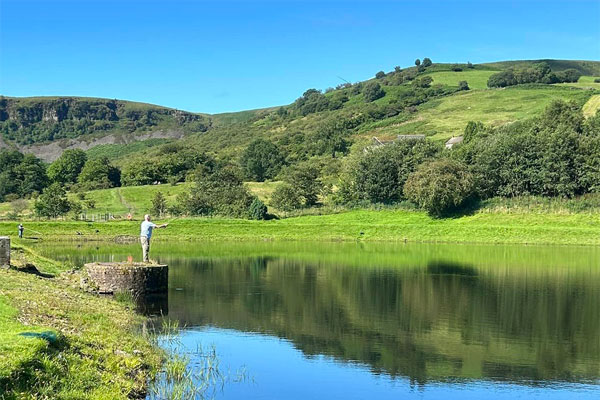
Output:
[0,97,211,161]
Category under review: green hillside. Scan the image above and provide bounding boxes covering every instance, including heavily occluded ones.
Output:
[482,59,600,76]
[2,59,598,166]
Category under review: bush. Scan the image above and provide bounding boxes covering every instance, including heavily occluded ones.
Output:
[422,58,432,67]
[271,184,302,211]
[458,81,469,91]
[363,82,385,102]
[451,64,463,72]
[34,183,71,218]
[594,78,600,83]
[340,140,440,204]
[151,191,167,217]
[248,197,268,220]
[404,159,475,216]
[182,165,254,218]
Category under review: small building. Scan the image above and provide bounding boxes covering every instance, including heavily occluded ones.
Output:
[445,136,464,149]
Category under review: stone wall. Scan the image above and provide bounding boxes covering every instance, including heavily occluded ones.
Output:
[0,237,9,267]
[83,262,168,295]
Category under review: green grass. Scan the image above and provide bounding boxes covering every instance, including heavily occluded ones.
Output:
[583,94,600,117]
[556,75,600,90]
[0,182,278,218]
[0,245,162,399]
[2,207,600,245]
[424,70,499,89]
[86,138,173,164]
[375,85,595,140]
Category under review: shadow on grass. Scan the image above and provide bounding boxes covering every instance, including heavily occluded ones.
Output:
[0,332,68,397]
[430,198,483,219]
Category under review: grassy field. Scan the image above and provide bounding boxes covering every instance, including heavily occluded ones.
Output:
[583,94,600,117]
[556,75,600,90]
[0,181,279,219]
[2,208,600,245]
[374,85,595,140]
[425,70,499,89]
[0,245,162,398]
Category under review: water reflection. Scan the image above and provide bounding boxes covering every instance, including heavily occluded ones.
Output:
[36,242,600,388]
[165,256,599,385]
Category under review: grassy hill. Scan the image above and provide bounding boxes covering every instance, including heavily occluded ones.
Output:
[2,59,599,166]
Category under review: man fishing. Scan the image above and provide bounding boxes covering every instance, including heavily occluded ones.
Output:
[18,223,24,239]
[140,214,168,263]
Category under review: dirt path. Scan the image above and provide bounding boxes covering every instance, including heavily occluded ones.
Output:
[116,188,136,215]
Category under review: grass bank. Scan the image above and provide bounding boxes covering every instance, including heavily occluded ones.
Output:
[1,208,600,245]
[0,245,162,399]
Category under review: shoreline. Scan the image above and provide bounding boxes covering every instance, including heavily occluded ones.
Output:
[0,245,162,398]
[1,209,599,246]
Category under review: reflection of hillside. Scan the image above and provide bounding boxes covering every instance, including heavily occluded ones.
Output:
[168,257,600,384]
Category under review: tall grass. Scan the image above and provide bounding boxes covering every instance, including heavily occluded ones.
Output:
[147,318,251,400]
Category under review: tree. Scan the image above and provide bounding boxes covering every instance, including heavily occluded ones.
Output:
[183,165,254,218]
[287,163,323,206]
[271,184,302,211]
[310,121,350,158]
[78,157,121,189]
[34,183,71,218]
[248,197,268,220]
[415,59,421,67]
[48,149,87,184]
[404,159,474,216]
[350,140,440,204]
[151,191,167,217]
[241,139,285,181]
[487,70,516,88]
[363,82,385,102]
[458,81,470,91]
[411,76,433,88]
[422,58,432,67]
[15,154,48,196]
[375,71,386,79]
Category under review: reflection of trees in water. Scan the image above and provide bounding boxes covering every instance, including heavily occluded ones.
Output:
[169,257,600,384]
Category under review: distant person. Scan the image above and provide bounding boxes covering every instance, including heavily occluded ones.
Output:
[140,214,168,263]
[18,223,24,239]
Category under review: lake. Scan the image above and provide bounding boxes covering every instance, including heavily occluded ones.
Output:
[34,241,600,399]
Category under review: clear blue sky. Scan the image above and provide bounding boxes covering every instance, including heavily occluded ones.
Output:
[1,0,598,114]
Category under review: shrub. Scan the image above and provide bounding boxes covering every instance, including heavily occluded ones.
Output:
[594,78,600,83]
[422,58,432,67]
[404,159,474,216]
[375,71,386,79]
[34,183,71,218]
[248,197,268,220]
[151,191,167,217]
[271,184,302,211]
[458,81,469,91]
[363,82,385,102]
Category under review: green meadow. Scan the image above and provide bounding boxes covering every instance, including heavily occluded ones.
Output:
[376,85,594,140]
[2,208,600,245]
[425,69,499,89]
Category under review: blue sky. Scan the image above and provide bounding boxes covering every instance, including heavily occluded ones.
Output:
[1,0,598,114]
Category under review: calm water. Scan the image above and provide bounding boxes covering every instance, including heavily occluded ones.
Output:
[35,241,600,399]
